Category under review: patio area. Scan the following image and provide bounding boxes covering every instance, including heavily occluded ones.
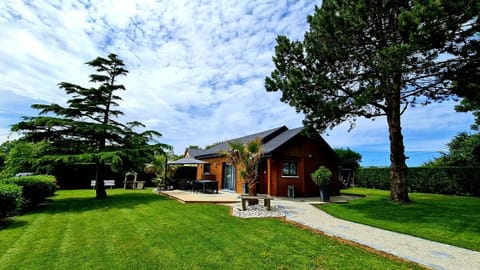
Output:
[155,189,241,204]
[154,188,362,205]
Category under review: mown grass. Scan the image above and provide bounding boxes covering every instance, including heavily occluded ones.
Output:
[0,189,423,270]
[318,187,480,251]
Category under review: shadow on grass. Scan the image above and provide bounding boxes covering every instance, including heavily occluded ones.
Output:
[41,191,171,214]
[1,191,172,231]
[0,219,28,231]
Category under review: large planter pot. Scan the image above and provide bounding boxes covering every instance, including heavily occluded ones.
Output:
[320,186,330,202]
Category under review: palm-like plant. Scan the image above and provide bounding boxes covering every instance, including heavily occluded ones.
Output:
[222,137,263,197]
[144,154,167,187]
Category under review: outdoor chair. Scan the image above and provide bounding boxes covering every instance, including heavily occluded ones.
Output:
[192,180,202,193]
[177,178,191,190]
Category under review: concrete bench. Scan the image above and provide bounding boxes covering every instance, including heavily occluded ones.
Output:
[240,195,274,211]
[91,180,115,189]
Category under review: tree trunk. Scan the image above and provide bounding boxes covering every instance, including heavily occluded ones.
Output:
[95,161,107,199]
[386,88,409,203]
[247,181,258,206]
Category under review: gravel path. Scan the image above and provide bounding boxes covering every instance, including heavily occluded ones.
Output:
[230,199,480,270]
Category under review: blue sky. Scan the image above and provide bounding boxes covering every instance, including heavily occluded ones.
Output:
[0,0,474,167]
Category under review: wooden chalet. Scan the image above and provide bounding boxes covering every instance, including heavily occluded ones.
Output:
[187,126,340,197]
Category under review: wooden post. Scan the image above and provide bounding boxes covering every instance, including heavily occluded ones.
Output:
[267,158,272,195]
[242,198,247,211]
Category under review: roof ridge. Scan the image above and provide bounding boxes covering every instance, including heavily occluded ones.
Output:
[195,126,288,158]
[227,125,287,143]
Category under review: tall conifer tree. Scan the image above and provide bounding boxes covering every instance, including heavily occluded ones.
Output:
[12,54,170,198]
[266,0,479,202]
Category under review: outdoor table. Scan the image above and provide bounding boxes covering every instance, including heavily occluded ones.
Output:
[197,180,218,194]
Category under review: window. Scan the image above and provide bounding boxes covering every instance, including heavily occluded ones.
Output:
[282,161,297,176]
[203,164,211,174]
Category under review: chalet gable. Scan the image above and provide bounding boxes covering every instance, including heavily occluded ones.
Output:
[195,126,335,159]
[184,147,204,159]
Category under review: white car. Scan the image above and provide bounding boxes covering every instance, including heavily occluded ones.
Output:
[14,172,34,177]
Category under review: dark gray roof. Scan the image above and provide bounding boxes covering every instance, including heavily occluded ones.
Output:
[186,148,205,159]
[196,126,288,159]
[194,126,338,161]
[168,157,208,165]
[263,127,304,155]
[262,127,337,160]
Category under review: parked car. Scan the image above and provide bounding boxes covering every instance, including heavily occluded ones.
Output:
[14,172,34,177]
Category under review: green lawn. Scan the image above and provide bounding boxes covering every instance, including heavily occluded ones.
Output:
[0,189,423,270]
[318,188,480,251]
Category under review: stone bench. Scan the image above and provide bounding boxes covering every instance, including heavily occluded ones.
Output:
[240,195,274,211]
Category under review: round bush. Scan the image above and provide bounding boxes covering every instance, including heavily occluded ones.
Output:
[0,183,22,221]
[2,175,57,210]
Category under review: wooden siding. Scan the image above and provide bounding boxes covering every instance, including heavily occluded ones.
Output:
[196,132,339,197]
[195,156,244,193]
[196,157,223,181]
[266,134,339,197]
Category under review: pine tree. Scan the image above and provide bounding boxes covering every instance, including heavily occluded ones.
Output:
[265,0,479,202]
[12,54,171,198]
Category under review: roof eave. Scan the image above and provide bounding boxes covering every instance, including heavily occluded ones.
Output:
[262,152,273,158]
[196,153,223,159]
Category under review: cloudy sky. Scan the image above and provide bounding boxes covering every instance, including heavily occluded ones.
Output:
[0,0,474,166]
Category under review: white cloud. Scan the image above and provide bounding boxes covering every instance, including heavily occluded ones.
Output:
[326,101,474,154]
[0,0,474,167]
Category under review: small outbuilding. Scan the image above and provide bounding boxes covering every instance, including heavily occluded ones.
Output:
[188,126,340,197]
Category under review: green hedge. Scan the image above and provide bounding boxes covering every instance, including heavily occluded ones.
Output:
[1,175,57,211]
[0,183,22,222]
[355,167,391,190]
[356,167,480,196]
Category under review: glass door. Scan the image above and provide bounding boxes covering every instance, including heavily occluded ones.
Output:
[223,163,236,191]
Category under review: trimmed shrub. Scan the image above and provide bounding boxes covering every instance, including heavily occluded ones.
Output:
[311,166,332,186]
[0,183,22,221]
[355,167,390,190]
[408,168,456,195]
[355,167,480,196]
[1,175,57,210]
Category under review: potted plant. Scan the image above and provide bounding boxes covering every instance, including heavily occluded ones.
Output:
[311,166,332,202]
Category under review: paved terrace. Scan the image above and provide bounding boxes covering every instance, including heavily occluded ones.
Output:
[157,189,355,204]
[157,189,240,203]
